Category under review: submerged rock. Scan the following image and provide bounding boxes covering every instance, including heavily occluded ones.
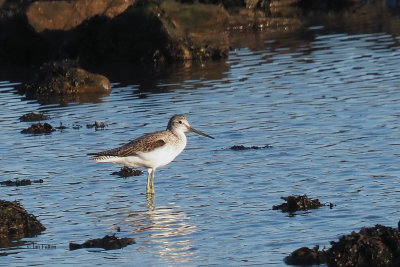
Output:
[21,122,55,134]
[19,112,49,122]
[0,178,43,186]
[286,223,400,266]
[0,199,46,246]
[112,166,144,177]
[18,60,111,103]
[69,234,135,250]
[230,144,272,150]
[272,195,330,212]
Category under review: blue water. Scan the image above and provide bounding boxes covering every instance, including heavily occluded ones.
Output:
[1,20,400,266]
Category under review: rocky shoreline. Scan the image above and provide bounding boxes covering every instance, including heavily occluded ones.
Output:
[0,0,359,67]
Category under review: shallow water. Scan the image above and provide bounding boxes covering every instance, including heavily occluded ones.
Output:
[2,13,400,267]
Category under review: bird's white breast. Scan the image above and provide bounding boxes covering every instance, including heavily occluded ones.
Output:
[125,132,187,169]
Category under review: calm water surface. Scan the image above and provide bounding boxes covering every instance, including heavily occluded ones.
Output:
[1,19,400,266]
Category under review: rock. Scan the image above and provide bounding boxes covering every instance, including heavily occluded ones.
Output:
[17,60,111,104]
[230,144,272,150]
[111,166,144,177]
[69,234,135,250]
[0,178,43,186]
[26,0,136,32]
[286,223,400,266]
[19,112,49,122]
[21,122,56,134]
[272,195,329,212]
[160,0,230,60]
[326,224,400,267]
[0,199,46,246]
[0,0,232,65]
[285,245,326,266]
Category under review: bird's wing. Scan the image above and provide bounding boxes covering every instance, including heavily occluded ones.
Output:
[89,131,167,157]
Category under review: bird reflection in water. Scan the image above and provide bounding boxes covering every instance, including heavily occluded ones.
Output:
[123,194,197,264]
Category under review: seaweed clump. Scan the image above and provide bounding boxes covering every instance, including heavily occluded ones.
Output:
[230,144,272,150]
[0,200,46,246]
[0,178,43,186]
[69,234,135,250]
[86,121,107,130]
[21,122,55,134]
[112,167,144,177]
[273,195,330,213]
[286,224,400,266]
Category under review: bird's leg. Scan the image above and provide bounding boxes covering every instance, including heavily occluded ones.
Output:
[150,169,156,194]
[146,169,152,194]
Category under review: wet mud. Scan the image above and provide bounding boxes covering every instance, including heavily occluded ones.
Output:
[286,223,400,266]
[21,122,55,134]
[0,200,45,247]
[0,178,43,186]
[272,195,331,213]
[111,167,144,177]
[69,234,135,250]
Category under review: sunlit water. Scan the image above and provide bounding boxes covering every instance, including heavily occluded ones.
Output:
[1,19,400,266]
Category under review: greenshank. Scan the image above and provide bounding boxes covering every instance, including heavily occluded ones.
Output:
[89,114,214,194]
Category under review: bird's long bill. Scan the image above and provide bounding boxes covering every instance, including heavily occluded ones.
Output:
[189,126,214,139]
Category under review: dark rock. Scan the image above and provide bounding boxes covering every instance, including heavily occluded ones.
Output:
[21,122,55,134]
[0,0,231,65]
[19,112,49,122]
[272,195,328,212]
[17,60,111,104]
[285,245,326,266]
[230,144,272,150]
[0,178,43,186]
[326,224,400,267]
[26,0,135,32]
[286,223,400,266]
[160,0,230,60]
[112,166,144,177]
[0,199,46,247]
[69,234,135,250]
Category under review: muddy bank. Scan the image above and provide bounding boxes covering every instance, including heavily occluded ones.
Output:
[286,223,400,266]
[0,199,45,247]
[69,234,135,250]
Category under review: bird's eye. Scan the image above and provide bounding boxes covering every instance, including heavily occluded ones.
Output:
[178,121,183,124]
